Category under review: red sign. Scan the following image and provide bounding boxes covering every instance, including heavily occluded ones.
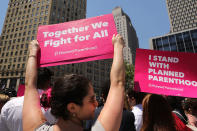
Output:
[134,49,197,98]
[17,84,25,96]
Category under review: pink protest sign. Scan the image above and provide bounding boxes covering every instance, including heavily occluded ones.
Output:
[37,14,117,66]
[41,53,113,67]
[134,48,197,98]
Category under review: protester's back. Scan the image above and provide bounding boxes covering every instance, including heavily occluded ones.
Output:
[141,94,177,131]
[166,96,188,124]
[0,68,54,131]
[127,89,145,131]
[0,94,9,113]
[0,96,24,131]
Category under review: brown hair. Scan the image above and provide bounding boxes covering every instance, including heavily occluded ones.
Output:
[141,94,176,131]
[124,94,130,110]
[0,94,10,112]
[50,74,91,120]
[0,94,9,104]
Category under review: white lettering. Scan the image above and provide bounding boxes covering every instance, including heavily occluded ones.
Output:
[44,38,72,47]
[43,26,90,38]
[152,55,179,63]
[148,75,153,80]
[93,32,101,39]
[43,32,49,38]
[102,22,109,27]
[91,22,103,29]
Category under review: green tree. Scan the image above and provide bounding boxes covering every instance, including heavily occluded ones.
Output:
[125,62,134,90]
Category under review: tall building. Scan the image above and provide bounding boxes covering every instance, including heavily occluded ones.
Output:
[0,1,138,95]
[0,0,87,90]
[150,0,197,53]
[150,27,197,53]
[53,7,139,94]
[166,0,197,33]
[112,7,139,64]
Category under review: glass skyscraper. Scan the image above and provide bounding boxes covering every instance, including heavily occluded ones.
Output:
[150,28,197,53]
[150,0,197,53]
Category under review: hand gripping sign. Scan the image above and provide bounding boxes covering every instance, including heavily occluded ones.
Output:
[37,14,117,67]
[134,48,197,98]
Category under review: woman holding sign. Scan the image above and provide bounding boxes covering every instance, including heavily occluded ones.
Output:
[23,34,125,131]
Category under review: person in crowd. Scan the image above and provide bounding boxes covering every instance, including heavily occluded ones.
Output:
[86,81,136,131]
[97,96,104,107]
[141,94,191,131]
[182,98,197,130]
[0,68,54,131]
[120,94,136,131]
[0,88,17,98]
[166,96,187,124]
[23,34,125,131]
[40,88,57,124]
[172,111,192,131]
[0,94,9,113]
[127,89,145,131]
[141,94,176,131]
[85,81,110,130]
[40,87,52,110]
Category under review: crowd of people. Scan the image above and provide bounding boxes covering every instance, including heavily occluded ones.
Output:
[0,34,197,131]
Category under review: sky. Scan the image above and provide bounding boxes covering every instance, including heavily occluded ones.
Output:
[0,0,170,49]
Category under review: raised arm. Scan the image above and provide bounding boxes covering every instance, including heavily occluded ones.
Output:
[98,34,125,131]
[23,40,46,131]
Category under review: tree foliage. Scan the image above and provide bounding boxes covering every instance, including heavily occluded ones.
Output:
[125,62,134,90]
